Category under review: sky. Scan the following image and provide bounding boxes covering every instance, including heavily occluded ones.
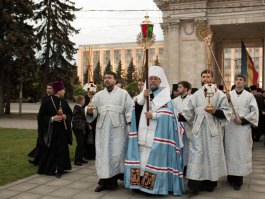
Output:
[71,0,163,47]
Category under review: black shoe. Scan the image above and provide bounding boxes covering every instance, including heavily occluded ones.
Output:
[28,159,38,165]
[95,184,105,192]
[55,172,62,178]
[192,190,199,195]
[80,159,88,164]
[207,187,215,192]
[74,162,82,166]
[233,184,241,190]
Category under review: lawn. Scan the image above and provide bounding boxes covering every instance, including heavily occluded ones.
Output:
[0,128,76,186]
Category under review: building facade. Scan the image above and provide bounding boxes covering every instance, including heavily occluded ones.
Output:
[77,41,263,89]
[77,41,163,85]
[155,0,265,88]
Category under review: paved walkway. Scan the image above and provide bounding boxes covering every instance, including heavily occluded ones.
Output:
[0,118,37,129]
[0,142,264,199]
[0,103,76,130]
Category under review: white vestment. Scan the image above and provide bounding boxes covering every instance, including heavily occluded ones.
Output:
[183,86,232,181]
[137,65,172,175]
[224,90,258,176]
[85,86,134,179]
[172,95,191,165]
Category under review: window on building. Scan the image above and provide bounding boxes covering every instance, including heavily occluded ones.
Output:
[93,51,100,69]
[103,50,110,68]
[223,47,263,88]
[148,48,156,65]
[158,48,163,65]
[136,49,144,68]
[83,51,89,72]
[125,49,133,67]
[114,50,121,68]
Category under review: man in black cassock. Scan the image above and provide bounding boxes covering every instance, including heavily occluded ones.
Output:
[250,85,264,141]
[28,83,54,165]
[37,81,73,178]
[83,88,96,160]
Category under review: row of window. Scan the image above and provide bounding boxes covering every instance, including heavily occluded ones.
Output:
[83,48,164,71]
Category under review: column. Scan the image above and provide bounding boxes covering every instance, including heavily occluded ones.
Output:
[169,20,180,85]
[100,50,104,75]
[263,30,265,89]
[77,49,84,85]
[110,49,115,70]
[160,22,169,73]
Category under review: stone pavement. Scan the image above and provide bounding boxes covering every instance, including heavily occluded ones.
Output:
[0,102,76,130]
[0,142,265,199]
[0,118,37,129]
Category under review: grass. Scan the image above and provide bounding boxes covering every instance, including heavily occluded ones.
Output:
[0,128,76,186]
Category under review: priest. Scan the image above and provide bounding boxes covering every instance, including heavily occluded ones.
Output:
[124,65,185,196]
[172,81,192,176]
[180,70,231,194]
[86,71,134,192]
[225,74,258,190]
[37,81,73,178]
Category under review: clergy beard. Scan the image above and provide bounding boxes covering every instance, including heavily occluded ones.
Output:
[106,86,114,92]
[235,87,244,92]
[150,86,159,92]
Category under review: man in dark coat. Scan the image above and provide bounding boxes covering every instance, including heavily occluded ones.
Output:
[84,86,96,160]
[37,81,73,178]
[28,83,54,165]
[250,85,264,141]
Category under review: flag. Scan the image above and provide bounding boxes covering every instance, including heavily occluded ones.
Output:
[241,41,258,86]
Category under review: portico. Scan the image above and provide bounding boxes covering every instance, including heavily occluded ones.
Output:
[154,0,265,88]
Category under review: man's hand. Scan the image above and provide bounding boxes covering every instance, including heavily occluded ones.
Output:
[53,115,62,122]
[145,112,153,119]
[143,89,150,99]
[234,116,242,124]
[61,114,66,120]
[204,106,216,114]
[87,103,94,114]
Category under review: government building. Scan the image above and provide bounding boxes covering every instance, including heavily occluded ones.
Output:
[77,0,265,89]
[77,42,263,89]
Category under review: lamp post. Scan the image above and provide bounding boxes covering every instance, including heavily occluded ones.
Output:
[136,14,155,126]
[18,76,23,115]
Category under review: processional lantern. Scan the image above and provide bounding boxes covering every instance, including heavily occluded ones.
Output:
[136,14,156,126]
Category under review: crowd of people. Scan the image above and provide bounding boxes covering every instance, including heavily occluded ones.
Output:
[28,65,265,196]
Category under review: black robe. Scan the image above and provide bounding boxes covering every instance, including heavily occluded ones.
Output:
[84,95,96,160]
[37,95,73,175]
[28,95,52,162]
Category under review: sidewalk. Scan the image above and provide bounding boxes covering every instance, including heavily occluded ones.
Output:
[0,118,37,129]
[0,142,264,199]
[0,102,75,130]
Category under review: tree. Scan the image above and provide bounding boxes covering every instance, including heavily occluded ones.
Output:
[104,60,112,73]
[93,60,102,85]
[0,0,37,115]
[35,0,80,97]
[116,60,124,81]
[126,58,137,84]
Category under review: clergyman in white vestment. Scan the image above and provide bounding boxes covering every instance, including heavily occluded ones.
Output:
[224,74,258,190]
[86,71,134,192]
[179,69,232,194]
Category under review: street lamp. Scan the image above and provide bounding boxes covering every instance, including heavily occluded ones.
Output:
[136,14,155,126]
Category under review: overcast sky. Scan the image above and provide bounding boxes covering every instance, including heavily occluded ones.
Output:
[72,0,163,48]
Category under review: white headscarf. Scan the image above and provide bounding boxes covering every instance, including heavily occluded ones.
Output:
[143,65,171,111]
